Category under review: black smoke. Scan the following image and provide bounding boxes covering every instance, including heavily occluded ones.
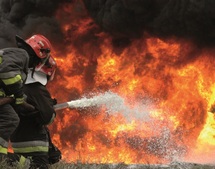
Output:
[0,0,73,48]
[83,0,215,47]
[1,0,215,49]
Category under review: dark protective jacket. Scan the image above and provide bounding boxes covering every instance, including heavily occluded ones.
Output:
[0,48,29,155]
[23,82,56,125]
[10,82,58,168]
[0,48,29,103]
[0,48,29,77]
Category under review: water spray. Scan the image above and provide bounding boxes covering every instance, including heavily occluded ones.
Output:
[54,91,151,121]
[54,91,124,111]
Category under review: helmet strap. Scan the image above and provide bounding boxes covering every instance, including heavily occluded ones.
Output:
[31,67,36,78]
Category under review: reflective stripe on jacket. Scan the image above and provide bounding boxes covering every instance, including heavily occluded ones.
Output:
[11,140,49,154]
[0,137,8,154]
[0,48,29,80]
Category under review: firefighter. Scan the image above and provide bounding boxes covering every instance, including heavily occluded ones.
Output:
[0,34,51,166]
[10,54,62,169]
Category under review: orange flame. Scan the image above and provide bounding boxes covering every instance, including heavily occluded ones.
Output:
[48,1,215,164]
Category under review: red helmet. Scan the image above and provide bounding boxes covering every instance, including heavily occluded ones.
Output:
[25,34,52,59]
[35,55,57,81]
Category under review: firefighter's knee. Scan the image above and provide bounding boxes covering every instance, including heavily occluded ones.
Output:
[0,104,20,135]
[8,110,20,133]
[12,113,20,128]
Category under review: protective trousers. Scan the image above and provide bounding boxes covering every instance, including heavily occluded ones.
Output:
[0,104,19,157]
[10,116,50,169]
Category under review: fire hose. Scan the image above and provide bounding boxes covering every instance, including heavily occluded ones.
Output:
[0,97,14,106]
[0,91,116,111]
[54,102,71,111]
[53,99,87,111]
[0,97,74,111]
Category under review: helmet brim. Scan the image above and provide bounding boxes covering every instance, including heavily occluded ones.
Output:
[15,35,27,47]
[15,35,36,55]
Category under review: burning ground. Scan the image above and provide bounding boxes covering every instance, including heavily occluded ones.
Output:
[1,0,215,165]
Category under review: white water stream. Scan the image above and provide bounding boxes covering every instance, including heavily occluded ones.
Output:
[67,91,151,121]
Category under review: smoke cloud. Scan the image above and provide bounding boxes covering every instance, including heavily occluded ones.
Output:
[83,0,215,47]
[0,0,73,48]
[1,0,215,48]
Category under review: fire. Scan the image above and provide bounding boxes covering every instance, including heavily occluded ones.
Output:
[47,2,215,164]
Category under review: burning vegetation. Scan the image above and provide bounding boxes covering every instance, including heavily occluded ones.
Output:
[1,0,215,165]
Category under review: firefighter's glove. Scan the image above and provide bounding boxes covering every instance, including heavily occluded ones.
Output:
[52,98,57,105]
[14,101,35,115]
[23,94,27,101]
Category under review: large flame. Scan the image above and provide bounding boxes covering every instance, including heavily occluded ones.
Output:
[47,2,215,164]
